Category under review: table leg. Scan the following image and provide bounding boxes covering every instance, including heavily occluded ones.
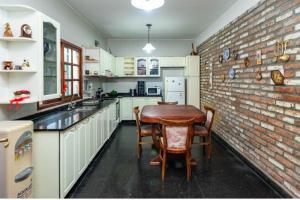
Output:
[150,124,161,166]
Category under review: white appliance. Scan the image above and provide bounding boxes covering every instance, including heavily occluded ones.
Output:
[0,121,33,198]
[146,86,161,96]
[164,77,185,105]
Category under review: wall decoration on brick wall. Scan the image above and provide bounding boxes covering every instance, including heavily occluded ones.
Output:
[273,40,290,63]
[218,55,223,64]
[256,71,262,81]
[231,50,238,60]
[278,40,290,62]
[244,57,250,67]
[271,70,284,85]
[255,50,262,65]
[223,47,230,61]
[221,74,226,82]
[228,68,236,79]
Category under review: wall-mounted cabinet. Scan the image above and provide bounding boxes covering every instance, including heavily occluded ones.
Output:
[185,56,200,108]
[160,57,186,67]
[84,47,116,77]
[0,5,61,104]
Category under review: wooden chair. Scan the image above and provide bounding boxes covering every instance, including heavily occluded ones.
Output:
[157,101,178,105]
[133,106,159,159]
[193,106,215,159]
[159,118,195,181]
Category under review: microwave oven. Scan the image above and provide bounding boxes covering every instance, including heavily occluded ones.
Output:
[146,86,161,96]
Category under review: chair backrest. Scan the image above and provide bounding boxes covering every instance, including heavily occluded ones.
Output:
[204,106,215,133]
[133,106,141,132]
[157,101,178,105]
[160,118,195,150]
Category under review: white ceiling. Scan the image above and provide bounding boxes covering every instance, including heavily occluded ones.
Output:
[65,0,237,39]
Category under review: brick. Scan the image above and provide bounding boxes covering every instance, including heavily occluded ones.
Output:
[285,109,300,118]
[276,142,294,154]
[282,117,295,124]
[261,122,275,131]
[276,11,293,22]
[284,31,300,40]
[268,158,284,170]
[296,136,300,143]
[276,101,294,108]
[284,153,300,166]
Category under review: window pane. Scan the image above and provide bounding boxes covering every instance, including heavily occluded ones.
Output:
[64,64,72,79]
[64,48,71,63]
[73,66,79,79]
[64,81,72,96]
[73,50,79,65]
[73,81,80,96]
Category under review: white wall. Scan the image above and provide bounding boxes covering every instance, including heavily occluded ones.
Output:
[107,39,194,57]
[195,0,261,45]
[0,0,106,120]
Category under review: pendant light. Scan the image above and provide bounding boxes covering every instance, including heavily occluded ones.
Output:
[131,0,165,11]
[143,24,155,54]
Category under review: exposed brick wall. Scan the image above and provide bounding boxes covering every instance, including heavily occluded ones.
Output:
[198,0,300,197]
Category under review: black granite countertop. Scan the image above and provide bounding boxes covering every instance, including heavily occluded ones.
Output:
[27,99,116,132]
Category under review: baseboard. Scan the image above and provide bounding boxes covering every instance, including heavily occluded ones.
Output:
[212,132,292,198]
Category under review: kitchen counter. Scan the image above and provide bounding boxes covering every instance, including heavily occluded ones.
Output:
[103,93,162,99]
[26,99,116,132]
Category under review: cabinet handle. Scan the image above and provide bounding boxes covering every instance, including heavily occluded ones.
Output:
[0,138,9,148]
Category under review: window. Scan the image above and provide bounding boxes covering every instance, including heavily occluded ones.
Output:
[61,40,82,99]
[38,40,82,109]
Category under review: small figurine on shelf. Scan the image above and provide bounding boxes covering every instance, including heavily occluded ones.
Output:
[3,61,13,70]
[8,90,31,110]
[21,59,30,68]
[3,23,13,37]
[14,65,23,70]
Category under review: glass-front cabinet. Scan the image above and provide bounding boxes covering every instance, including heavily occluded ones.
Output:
[42,15,61,100]
[134,57,160,77]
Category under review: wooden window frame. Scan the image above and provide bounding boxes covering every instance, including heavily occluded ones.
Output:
[38,39,83,110]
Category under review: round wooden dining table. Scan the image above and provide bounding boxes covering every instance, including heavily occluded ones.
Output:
[140,105,206,165]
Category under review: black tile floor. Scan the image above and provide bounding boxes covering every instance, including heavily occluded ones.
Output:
[67,125,282,198]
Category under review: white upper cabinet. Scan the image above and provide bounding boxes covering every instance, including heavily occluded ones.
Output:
[185,56,200,76]
[134,57,160,77]
[160,57,186,67]
[0,5,61,104]
[41,14,61,101]
[84,47,116,77]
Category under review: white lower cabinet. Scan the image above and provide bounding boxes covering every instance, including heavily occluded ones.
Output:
[77,124,86,176]
[120,97,162,121]
[60,126,77,198]
[96,111,103,152]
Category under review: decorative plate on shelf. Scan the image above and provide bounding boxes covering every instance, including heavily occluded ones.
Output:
[21,24,32,38]
[228,68,236,79]
[223,47,230,61]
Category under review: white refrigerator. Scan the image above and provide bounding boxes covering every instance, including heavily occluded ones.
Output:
[164,77,186,105]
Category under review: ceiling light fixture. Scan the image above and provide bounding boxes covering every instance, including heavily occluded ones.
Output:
[143,24,155,54]
[131,0,165,11]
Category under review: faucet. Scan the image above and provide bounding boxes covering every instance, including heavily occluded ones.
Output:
[67,95,76,110]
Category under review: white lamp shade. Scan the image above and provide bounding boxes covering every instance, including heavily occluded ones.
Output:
[131,0,165,11]
[143,43,156,54]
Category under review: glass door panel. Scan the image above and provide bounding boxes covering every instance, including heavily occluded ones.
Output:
[136,58,147,76]
[148,58,159,76]
[43,22,58,96]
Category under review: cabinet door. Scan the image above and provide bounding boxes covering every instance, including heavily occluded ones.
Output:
[90,116,97,160]
[121,98,133,120]
[187,76,200,108]
[146,97,162,105]
[84,119,92,163]
[185,56,200,76]
[77,124,86,176]
[96,111,103,152]
[135,57,147,76]
[147,57,160,76]
[115,57,124,76]
[111,55,116,75]
[60,127,77,197]
[160,57,186,67]
[42,15,61,100]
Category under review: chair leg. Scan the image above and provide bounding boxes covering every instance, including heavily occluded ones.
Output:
[202,136,206,154]
[208,137,212,159]
[137,137,142,159]
[161,151,167,181]
[186,151,191,181]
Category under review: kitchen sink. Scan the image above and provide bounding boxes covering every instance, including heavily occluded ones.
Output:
[73,106,97,112]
